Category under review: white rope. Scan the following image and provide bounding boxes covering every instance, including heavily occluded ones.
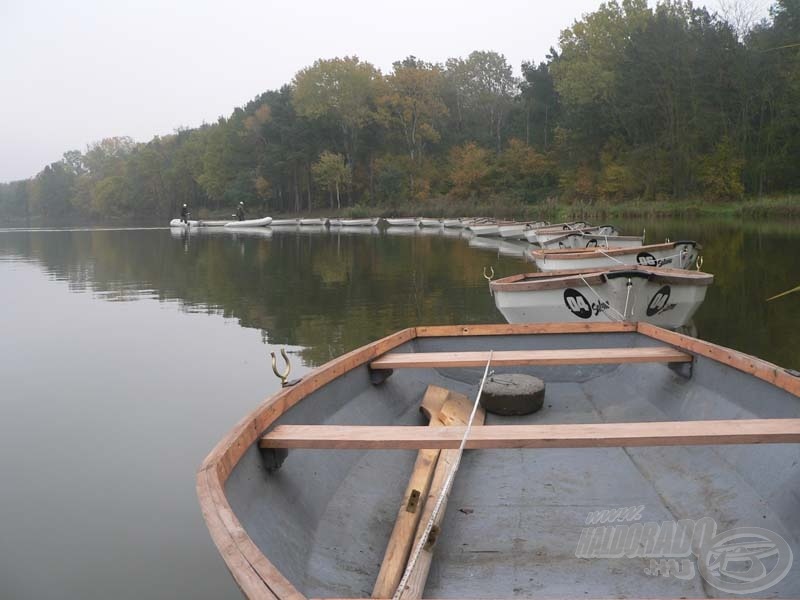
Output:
[578,274,627,321]
[392,352,494,600]
[622,277,633,320]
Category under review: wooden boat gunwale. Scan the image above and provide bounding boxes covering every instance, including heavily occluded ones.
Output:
[531,240,700,261]
[197,322,800,600]
[490,265,714,292]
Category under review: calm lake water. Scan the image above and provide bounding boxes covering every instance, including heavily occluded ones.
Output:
[1,219,798,599]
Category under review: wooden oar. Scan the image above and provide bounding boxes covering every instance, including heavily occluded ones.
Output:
[371,385,450,599]
[397,392,486,600]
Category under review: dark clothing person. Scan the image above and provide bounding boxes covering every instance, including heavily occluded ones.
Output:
[236,204,246,221]
[180,205,189,223]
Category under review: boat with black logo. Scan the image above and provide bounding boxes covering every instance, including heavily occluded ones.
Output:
[490,265,712,329]
[539,231,645,249]
[532,240,700,271]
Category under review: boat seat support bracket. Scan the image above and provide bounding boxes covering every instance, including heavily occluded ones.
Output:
[260,446,289,472]
[370,368,394,385]
[668,358,693,379]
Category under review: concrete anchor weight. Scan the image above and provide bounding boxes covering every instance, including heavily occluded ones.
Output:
[480,373,546,416]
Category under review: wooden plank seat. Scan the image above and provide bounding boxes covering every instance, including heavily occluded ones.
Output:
[260,419,800,450]
[369,346,691,370]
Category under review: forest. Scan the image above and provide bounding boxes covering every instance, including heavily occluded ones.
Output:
[2,0,799,223]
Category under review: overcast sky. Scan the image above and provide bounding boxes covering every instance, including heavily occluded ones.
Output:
[1,0,769,182]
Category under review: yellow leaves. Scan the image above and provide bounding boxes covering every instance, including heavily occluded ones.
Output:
[449,142,491,199]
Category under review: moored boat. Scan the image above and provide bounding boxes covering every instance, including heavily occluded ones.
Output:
[198,322,800,599]
[417,218,442,228]
[340,218,380,227]
[491,265,712,328]
[442,218,467,228]
[386,218,419,227]
[299,218,329,226]
[270,218,300,226]
[223,216,273,228]
[540,231,645,249]
[498,221,547,239]
[532,240,700,271]
[524,221,589,243]
[535,225,618,246]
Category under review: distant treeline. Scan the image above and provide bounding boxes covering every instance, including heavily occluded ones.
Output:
[2,0,800,223]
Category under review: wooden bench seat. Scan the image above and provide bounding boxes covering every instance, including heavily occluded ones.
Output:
[369,346,691,370]
[260,418,800,450]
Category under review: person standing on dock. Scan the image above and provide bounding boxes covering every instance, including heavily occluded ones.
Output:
[180,203,189,224]
[236,201,246,221]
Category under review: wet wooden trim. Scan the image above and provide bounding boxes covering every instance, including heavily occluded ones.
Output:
[370,347,691,369]
[490,265,713,293]
[260,419,800,450]
[413,322,637,337]
[638,322,800,396]
[531,240,699,261]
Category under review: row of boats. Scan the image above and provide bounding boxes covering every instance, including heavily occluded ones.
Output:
[172,214,709,331]
[477,219,708,331]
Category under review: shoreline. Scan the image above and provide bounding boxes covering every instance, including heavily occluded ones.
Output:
[2,195,799,228]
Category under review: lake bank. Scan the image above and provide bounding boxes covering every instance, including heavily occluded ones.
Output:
[3,195,800,228]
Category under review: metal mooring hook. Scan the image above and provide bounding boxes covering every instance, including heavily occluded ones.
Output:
[696,255,704,271]
[483,266,495,281]
[270,347,292,386]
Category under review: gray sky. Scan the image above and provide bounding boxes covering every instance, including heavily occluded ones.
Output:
[1,0,769,182]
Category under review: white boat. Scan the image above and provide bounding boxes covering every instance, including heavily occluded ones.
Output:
[299,218,328,226]
[170,217,271,228]
[523,221,589,243]
[498,221,547,239]
[532,241,701,272]
[385,217,419,227]
[540,231,645,249]
[535,225,617,245]
[223,217,272,228]
[490,265,712,329]
[417,218,442,228]
[270,218,299,226]
[442,218,467,228]
[169,219,229,228]
[468,236,532,258]
[340,218,380,227]
[466,220,516,237]
[328,218,343,227]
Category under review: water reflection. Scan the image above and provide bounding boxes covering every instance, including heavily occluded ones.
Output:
[2,218,800,369]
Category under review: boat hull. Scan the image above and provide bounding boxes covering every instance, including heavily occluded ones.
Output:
[498,221,547,239]
[340,218,379,226]
[491,266,712,329]
[224,217,273,228]
[199,323,800,600]
[533,241,700,271]
[385,218,418,227]
[535,225,618,245]
[524,221,590,243]
[540,233,645,249]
